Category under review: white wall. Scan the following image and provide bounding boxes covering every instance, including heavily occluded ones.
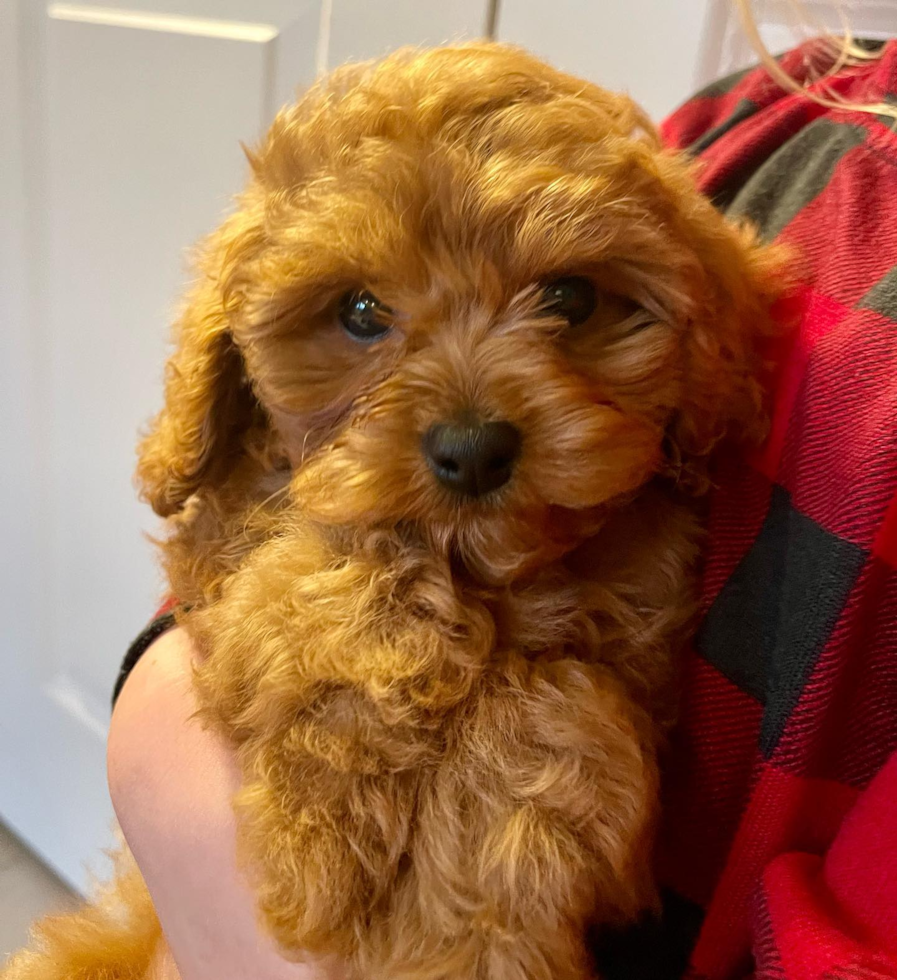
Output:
[497,0,717,119]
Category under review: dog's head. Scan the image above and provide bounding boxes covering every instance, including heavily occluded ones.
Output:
[138,43,784,583]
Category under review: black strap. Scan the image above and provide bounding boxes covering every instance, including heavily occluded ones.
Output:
[112,610,179,709]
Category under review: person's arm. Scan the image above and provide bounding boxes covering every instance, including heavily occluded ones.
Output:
[107,627,344,980]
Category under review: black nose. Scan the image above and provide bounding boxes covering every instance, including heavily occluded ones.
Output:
[422,420,522,497]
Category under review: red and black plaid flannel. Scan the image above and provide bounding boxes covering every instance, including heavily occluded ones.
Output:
[601,39,897,980]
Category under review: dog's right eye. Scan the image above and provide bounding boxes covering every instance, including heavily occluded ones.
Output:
[540,277,597,326]
[339,290,394,343]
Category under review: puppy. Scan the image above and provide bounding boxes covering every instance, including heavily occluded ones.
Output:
[3,43,785,980]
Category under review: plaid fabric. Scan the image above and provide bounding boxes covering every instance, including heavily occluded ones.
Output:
[600,40,897,980]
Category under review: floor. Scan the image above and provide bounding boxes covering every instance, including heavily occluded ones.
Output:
[0,820,79,964]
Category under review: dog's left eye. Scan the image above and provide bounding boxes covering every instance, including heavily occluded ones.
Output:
[339,290,395,342]
[540,277,597,326]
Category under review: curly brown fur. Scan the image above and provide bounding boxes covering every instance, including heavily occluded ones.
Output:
[3,42,787,980]
[1,847,161,980]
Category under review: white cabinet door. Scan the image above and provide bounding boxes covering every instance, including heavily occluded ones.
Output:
[496,0,716,119]
[0,0,321,893]
[326,0,491,67]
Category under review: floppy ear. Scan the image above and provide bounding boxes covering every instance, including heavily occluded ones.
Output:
[136,221,260,517]
[663,202,790,493]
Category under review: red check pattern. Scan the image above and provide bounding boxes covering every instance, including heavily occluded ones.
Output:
[635,39,897,980]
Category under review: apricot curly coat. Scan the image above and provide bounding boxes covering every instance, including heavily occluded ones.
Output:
[3,43,786,980]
